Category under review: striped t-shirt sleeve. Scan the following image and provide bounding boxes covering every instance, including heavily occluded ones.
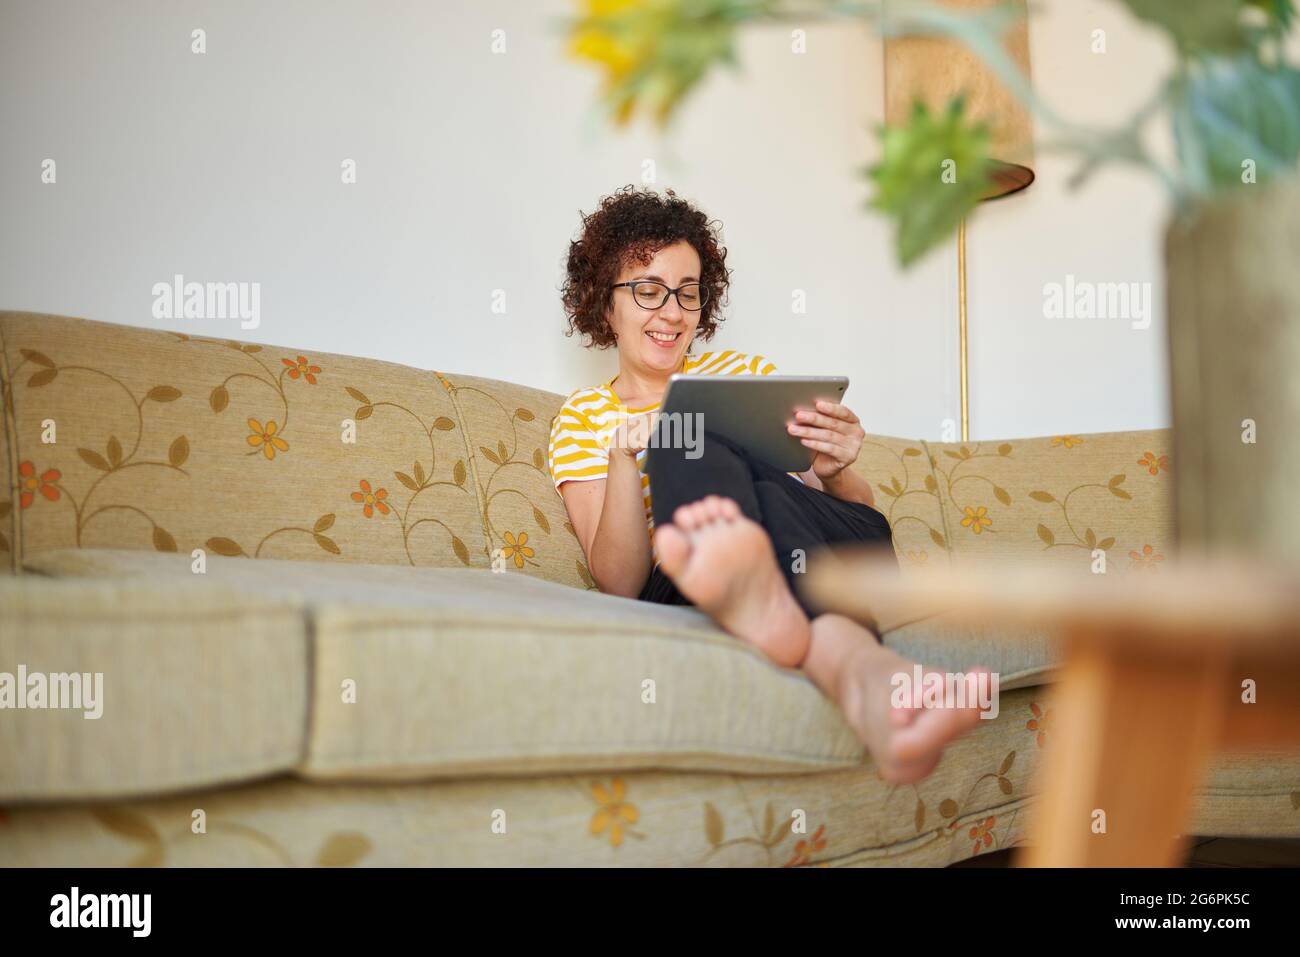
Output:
[548,391,610,488]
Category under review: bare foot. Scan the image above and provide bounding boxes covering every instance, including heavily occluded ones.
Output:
[812,614,988,784]
[654,495,810,667]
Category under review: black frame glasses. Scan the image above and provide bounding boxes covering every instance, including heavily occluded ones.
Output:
[611,280,709,312]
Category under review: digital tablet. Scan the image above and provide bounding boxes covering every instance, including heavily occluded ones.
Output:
[658,374,850,472]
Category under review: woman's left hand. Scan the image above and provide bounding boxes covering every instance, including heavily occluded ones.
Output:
[787,400,864,482]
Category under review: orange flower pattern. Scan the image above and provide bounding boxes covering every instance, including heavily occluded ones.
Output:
[18,461,61,508]
[784,824,828,867]
[282,355,321,385]
[1129,543,1164,570]
[351,479,390,518]
[1138,451,1169,476]
[1027,702,1051,748]
[969,816,996,855]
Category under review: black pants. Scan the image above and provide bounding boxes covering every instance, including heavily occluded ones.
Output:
[637,430,896,629]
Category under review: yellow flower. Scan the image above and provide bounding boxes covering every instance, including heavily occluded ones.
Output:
[570,0,646,124]
[500,531,535,568]
[246,418,289,460]
[960,505,992,535]
[589,778,640,847]
[1051,435,1084,449]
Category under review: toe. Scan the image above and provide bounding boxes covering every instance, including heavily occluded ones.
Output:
[654,523,692,578]
[718,497,741,519]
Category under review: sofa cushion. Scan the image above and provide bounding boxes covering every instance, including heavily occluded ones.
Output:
[0,575,307,801]
[879,613,1062,691]
[24,548,877,780]
[925,429,1175,573]
[0,311,489,575]
[438,372,596,592]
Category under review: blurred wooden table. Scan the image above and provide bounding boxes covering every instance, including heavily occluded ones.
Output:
[803,552,1300,867]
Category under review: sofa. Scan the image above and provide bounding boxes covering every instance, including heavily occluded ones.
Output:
[1,310,1297,867]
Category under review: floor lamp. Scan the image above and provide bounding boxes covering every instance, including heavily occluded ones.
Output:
[884,0,1036,442]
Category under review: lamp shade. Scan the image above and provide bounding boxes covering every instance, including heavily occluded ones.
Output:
[883,0,1035,200]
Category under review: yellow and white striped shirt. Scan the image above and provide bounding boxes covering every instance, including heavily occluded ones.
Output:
[548,350,780,545]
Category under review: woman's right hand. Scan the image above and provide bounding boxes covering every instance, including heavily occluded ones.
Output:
[609,411,657,458]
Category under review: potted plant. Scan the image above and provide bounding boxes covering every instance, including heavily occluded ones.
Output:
[565,0,1300,560]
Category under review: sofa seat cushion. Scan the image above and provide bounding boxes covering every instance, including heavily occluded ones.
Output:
[0,576,308,802]
[879,613,1063,691]
[24,548,879,780]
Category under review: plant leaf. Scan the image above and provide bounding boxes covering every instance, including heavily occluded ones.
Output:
[515,407,535,421]
[210,385,229,413]
[20,348,54,367]
[346,387,370,405]
[146,385,181,402]
[107,435,122,467]
[1115,0,1251,55]
[92,808,160,844]
[314,534,340,555]
[206,537,244,557]
[27,368,58,387]
[78,448,111,471]
[1029,490,1055,503]
[314,513,335,532]
[453,460,466,487]
[433,416,456,431]
[533,507,550,534]
[152,526,177,552]
[169,435,189,467]
[451,535,470,565]
[316,832,372,867]
[1037,524,1055,546]
[479,446,500,465]
[1177,57,1300,194]
[867,96,995,266]
[395,471,418,491]
[703,802,724,846]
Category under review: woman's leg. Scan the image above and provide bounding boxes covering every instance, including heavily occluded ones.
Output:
[654,497,986,784]
[645,430,893,622]
[645,432,985,784]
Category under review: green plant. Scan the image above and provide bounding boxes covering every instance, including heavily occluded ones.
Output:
[566,0,1300,264]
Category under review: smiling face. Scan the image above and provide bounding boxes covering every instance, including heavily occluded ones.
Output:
[606,240,702,378]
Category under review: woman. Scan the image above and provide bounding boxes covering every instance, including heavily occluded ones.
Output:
[548,187,985,784]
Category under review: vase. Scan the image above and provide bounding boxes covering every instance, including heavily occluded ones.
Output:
[1165,172,1300,564]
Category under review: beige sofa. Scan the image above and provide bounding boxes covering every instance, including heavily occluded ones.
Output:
[1,311,1297,867]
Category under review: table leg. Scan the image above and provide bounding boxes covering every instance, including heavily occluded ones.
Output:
[1020,631,1229,867]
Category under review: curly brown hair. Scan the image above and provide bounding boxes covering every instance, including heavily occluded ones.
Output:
[562,186,730,349]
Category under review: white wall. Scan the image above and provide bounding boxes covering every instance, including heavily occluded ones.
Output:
[1,0,1174,441]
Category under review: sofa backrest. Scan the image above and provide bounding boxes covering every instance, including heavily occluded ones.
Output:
[0,312,1174,585]
[850,430,1175,578]
[0,312,591,590]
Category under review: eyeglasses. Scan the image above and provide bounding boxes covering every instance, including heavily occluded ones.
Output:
[611,280,709,312]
